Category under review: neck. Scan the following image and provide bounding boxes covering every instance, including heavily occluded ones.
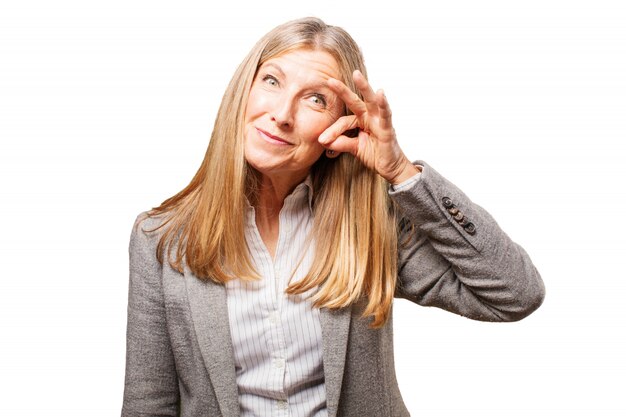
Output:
[251,170,309,260]
[255,170,308,222]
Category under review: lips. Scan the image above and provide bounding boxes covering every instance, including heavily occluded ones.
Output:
[256,128,292,145]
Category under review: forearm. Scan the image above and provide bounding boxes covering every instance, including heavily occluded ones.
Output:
[390,161,545,321]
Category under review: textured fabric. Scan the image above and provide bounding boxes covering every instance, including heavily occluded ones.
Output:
[225,176,327,416]
[121,160,545,417]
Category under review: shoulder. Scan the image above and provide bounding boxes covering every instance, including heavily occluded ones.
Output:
[132,210,168,234]
[129,210,170,262]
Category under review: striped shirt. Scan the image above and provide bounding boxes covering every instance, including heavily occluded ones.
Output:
[225,176,326,417]
[225,170,422,417]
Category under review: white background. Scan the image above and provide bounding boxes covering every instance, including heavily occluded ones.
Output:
[1,0,624,416]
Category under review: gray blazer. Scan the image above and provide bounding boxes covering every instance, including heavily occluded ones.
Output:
[122,161,545,416]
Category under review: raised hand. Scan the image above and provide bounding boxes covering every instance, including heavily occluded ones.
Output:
[319,70,420,184]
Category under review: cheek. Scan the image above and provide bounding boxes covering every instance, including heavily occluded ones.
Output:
[296,118,332,162]
[244,88,268,121]
[299,114,336,143]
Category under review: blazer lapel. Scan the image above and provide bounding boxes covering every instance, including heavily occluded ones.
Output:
[320,305,352,417]
[184,267,239,417]
[184,265,353,417]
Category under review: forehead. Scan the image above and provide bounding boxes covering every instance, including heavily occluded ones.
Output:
[259,48,341,81]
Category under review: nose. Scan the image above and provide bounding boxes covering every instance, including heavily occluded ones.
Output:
[270,95,295,128]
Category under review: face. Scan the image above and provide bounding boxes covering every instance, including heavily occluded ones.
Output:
[243,48,344,182]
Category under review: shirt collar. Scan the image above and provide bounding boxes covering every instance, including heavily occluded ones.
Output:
[285,173,314,212]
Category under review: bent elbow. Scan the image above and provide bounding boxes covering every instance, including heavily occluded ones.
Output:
[501,270,546,322]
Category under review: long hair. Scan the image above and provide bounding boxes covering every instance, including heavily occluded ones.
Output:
[141,17,401,328]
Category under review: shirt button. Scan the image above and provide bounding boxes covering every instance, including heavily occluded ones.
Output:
[274,358,285,369]
[277,400,288,409]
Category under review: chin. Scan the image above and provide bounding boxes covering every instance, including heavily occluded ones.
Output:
[244,149,283,175]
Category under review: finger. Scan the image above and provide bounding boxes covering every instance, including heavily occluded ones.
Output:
[376,89,393,130]
[353,70,379,115]
[327,78,367,117]
[324,134,359,156]
[319,115,359,146]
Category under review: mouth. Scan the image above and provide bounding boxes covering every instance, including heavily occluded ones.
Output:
[255,128,292,146]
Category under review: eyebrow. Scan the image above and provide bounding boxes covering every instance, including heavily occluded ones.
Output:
[261,62,286,77]
[260,62,333,92]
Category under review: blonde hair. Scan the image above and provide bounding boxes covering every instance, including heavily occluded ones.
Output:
[141,17,400,328]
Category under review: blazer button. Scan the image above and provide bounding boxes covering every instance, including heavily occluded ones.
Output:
[447,207,459,216]
[458,217,471,227]
[453,211,464,222]
[442,197,454,208]
[464,222,476,235]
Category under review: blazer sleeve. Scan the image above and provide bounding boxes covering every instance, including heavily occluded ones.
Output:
[122,213,180,416]
[391,161,545,322]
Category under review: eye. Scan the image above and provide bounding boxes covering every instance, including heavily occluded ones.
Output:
[262,74,279,86]
[309,94,327,107]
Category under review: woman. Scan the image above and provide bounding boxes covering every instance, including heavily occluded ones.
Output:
[122,17,545,417]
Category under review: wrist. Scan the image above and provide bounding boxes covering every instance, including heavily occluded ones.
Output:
[388,159,421,185]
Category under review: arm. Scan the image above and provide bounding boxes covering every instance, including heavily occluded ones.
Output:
[320,72,544,321]
[391,161,545,321]
[122,214,180,416]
